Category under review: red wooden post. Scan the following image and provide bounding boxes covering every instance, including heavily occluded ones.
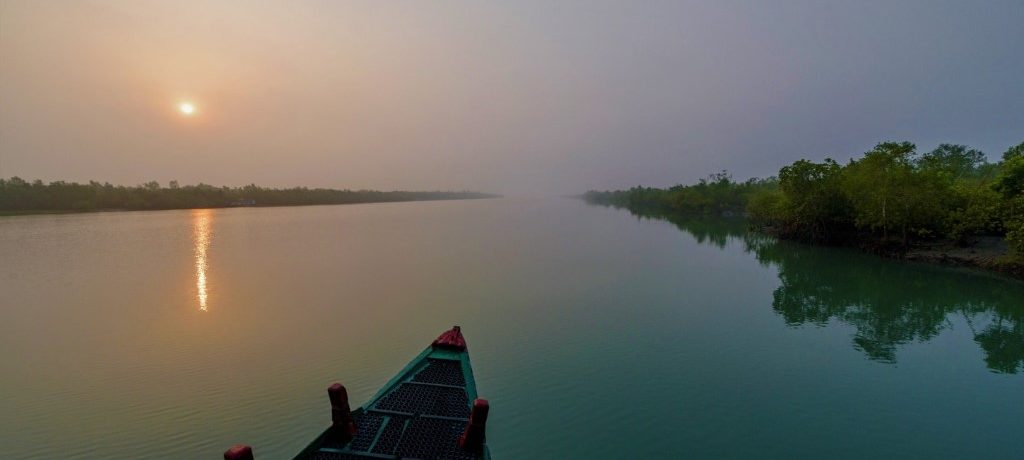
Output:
[327,382,357,437]
[223,444,254,460]
[459,398,489,452]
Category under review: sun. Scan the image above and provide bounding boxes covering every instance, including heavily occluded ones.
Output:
[178,102,196,116]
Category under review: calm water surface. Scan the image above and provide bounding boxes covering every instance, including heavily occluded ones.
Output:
[1,198,1022,459]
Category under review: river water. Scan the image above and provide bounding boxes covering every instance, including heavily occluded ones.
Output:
[1,198,1022,459]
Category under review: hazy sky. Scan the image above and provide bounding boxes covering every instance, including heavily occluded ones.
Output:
[2,0,1022,194]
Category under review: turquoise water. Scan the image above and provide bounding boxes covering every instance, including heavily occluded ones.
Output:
[1,198,1021,459]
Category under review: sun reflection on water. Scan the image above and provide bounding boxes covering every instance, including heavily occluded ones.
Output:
[192,209,212,311]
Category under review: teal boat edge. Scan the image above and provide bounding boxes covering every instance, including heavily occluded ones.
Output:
[279,326,491,460]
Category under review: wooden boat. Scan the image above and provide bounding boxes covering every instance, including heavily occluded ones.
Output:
[224,326,491,460]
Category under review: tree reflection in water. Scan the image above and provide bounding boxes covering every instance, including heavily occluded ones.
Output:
[604,205,1024,374]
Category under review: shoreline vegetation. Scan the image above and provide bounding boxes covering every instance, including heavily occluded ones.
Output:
[0,178,498,215]
[584,141,1024,279]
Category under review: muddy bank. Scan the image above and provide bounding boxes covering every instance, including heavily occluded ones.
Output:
[755,223,1024,280]
[904,237,1024,279]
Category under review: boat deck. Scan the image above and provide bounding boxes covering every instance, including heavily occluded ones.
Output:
[296,350,483,460]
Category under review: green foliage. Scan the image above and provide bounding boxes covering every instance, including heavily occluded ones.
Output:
[1003,195,1024,257]
[1007,218,1024,257]
[946,182,1003,245]
[917,143,987,180]
[584,172,777,217]
[996,142,1024,258]
[750,141,1021,249]
[0,178,494,213]
[994,155,1024,199]
[1003,141,1024,161]
[772,158,850,242]
[746,187,789,227]
[840,142,944,242]
[587,138,1024,256]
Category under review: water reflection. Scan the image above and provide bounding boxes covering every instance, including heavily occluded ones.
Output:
[192,209,212,311]
[593,204,1024,373]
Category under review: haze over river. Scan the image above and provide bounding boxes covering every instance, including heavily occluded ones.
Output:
[1,198,1022,459]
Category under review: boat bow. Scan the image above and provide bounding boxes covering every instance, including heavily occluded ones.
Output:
[273,325,490,460]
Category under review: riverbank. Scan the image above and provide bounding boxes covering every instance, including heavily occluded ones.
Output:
[0,196,500,217]
[0,177,499,215]
[587,195,1024,280]
[753,223,1024,280]
[0,209,86,216]
[904,236,1024,279]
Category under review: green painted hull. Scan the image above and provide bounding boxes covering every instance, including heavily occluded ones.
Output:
[293,330,491,460]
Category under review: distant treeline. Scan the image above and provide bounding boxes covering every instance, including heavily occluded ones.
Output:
[584,171,776,216]
[585,141,1024,260]
[0,178,497,213]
